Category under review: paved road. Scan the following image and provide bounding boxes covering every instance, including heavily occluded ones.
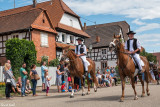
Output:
[0,83,160,107]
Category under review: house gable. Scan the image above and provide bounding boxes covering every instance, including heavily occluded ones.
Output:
[60,13,82,30]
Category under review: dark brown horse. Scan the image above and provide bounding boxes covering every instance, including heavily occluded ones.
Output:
[62,47,98,98]
[150,63,159,84]
[109,35,154,102]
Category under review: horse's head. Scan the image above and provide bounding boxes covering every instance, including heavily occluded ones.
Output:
[109,34,122,52]
[62,46,71,60]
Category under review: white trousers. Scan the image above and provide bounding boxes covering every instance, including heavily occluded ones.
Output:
[80,56,90,71]
[132,54,142,70]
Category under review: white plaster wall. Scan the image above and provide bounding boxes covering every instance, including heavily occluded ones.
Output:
[60,13,81,30]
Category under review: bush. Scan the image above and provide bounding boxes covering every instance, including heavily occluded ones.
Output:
[41,56,49,66]
[6,38,37,78]
[49,58,60,67]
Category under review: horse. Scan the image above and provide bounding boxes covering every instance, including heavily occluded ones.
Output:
[149,63,159,85]
[62,46,98,98]
[109,35,154,102]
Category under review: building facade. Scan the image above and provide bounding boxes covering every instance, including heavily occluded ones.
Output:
[0,0,90,65]
[85,21,130,72]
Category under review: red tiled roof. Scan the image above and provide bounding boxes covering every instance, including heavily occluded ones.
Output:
[0,8,42,34]
[58,23,90,38]
[0,0,88,37]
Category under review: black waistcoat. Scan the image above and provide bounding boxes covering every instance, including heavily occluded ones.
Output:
[127,38,140,54]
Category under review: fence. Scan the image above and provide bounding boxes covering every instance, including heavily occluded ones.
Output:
[0,66,57,86]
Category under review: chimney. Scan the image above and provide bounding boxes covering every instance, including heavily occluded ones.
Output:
[96,36,100,43]
[83,23,87,30]
[33,0,37,8]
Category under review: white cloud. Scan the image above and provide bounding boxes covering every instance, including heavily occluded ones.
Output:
[132,19,145,25]
[63,0,160,20]
[135,23,160,33]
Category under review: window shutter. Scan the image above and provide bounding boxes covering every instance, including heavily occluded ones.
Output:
[41,32,48,46]
[66,34,70,43]
[58,32,62,42]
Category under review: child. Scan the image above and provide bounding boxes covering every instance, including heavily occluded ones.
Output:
[56,65,64,92]
[68,83,76,92]
[26,79,32,94]
[61,81,68,92]
[45,71,52,96]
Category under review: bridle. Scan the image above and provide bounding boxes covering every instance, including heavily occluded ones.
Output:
[110,39,130,72]
[63,49,77,62]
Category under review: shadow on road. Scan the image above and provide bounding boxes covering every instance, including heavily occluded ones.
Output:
[66,95,133,102]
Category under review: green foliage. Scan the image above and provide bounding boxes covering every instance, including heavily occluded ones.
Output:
[41,56,49,66]
[140,50,157,63]
[49,58,60,67]
[6,38,37,78]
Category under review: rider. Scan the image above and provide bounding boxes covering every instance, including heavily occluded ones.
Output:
[75,38,90,77]
[124,31,142,75]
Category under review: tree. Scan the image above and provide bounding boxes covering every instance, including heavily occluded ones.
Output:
[6,38,37,78]
[140,50,157,63]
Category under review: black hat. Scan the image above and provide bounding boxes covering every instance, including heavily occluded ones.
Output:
[126,31,136,35]
[76,38,83,41]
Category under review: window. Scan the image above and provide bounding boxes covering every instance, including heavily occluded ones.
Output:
[41,32,48,47]
[13,35,18,38]
[102,49,106,54]
[70,36,74,44]
[101,62,107,70]
[62,33,65,42]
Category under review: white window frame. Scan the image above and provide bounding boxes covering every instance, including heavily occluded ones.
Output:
[41,32,49,47]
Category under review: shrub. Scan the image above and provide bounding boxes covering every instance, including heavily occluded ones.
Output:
[41,56,49,66]
[49,58,60,67]
[6,38,37,78]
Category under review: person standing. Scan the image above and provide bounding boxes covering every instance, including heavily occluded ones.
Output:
[3,63,15,99]
[64,63,69,89]
[125,31,142,75]
[30,64,38,96]
[20,63,28,97]
[59,59,65,81]
[56,65,64,92]
[41,61,48,91]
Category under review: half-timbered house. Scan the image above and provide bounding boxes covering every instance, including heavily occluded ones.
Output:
[84,21,130,71]
[0,0,90,65]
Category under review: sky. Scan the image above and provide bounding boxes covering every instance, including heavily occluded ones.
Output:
[0,0,160,53]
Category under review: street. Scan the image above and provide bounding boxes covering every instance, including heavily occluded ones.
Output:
[0,83,160,107]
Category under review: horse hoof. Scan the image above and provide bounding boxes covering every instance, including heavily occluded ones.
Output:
[87,92,90,95]
[147,93,150,96]
[94,89,97,92]
[141,94,145,97]
[120,99,124,102]
[70,96,74,98]
[134,96,138,100]
[82,94,85,96]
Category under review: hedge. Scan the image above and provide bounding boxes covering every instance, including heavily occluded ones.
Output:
[6,38,37,78]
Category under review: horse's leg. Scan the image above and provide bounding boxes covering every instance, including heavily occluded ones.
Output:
[131,76,138,100]
[90,70,98,92]
[158,73,160,85]
[87,77,90,95]
[81,77,85,96]
[70,76,74,98]
[138,75,145,97]
[145,72,150,96]
[120,76,125,102]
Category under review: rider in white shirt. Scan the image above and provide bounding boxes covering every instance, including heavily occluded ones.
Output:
[125,31,142,75]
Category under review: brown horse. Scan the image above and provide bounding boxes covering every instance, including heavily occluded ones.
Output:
[62,47,98,98]
[150,63,160,85]
[109,35,154,102]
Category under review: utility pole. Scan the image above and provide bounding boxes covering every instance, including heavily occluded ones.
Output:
[14,0,15,8]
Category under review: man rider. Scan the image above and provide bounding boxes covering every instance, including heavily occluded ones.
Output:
[125,31,142,75]
[75,38,90,77]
